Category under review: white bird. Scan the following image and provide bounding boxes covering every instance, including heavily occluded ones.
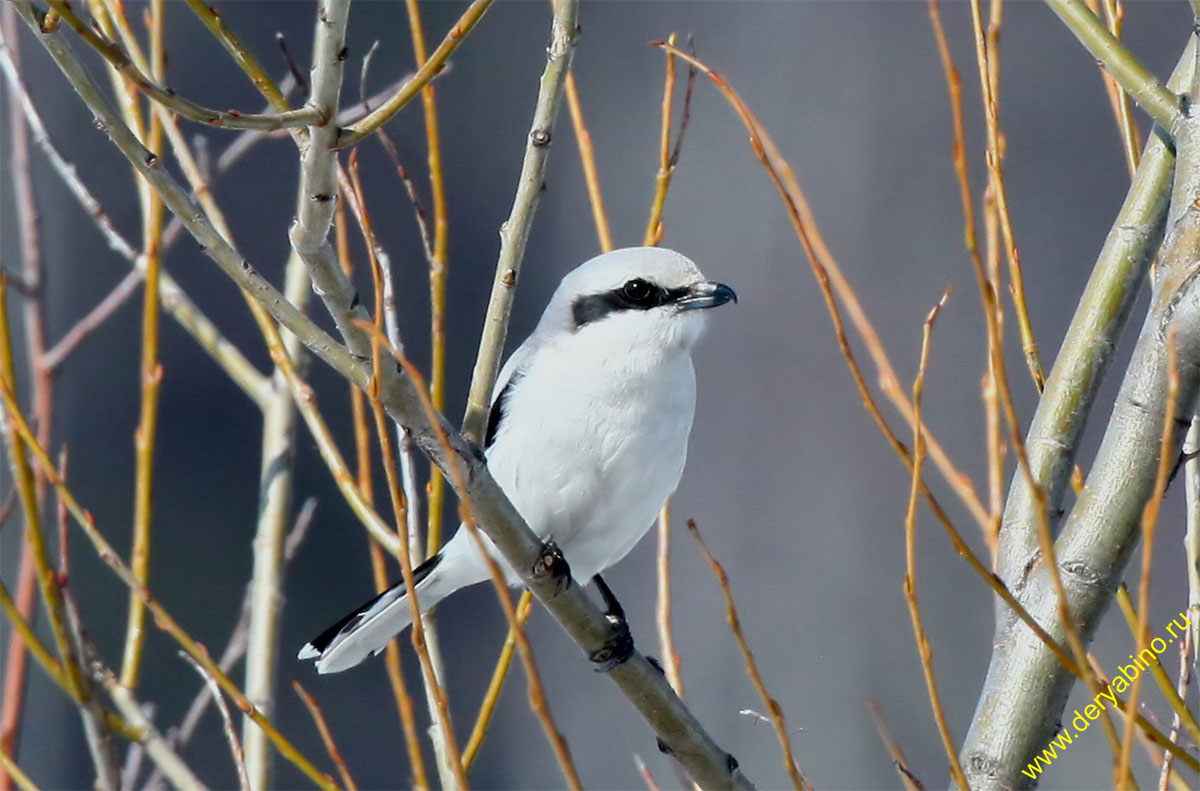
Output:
[299,246,736,674]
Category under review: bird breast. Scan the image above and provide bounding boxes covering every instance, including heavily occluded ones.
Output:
[484,341,697,579]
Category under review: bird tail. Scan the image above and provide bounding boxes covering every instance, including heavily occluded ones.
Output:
[298,552,453,674]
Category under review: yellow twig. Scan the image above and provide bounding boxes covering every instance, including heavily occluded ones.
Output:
[928,0,1004,554]
[336,0,494,148]
[654,43,992,535]
[462,590,535,770]
[120,0,165,689]
[651,41,1200,775]
[0,748,37,791]
[0,382,338,791]
[866,702,925,791]
[901,293,970,791]
[1113,587,1200,748]
[405,0,450,562]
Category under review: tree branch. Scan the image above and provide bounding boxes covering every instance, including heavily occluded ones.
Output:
[993,37,1195,625]
[1045,0,1181,130]
[44,0,323,131]
[960,62,1200,788]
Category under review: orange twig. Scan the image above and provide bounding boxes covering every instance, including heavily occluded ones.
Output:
[565,69,611,252]
[901,293,970,791]
[867,702,925,791]
[687,519,810,791]
[348,152,465,789]
[652,43,991,535]
[292,679,358,791]
[967,0,1044,391]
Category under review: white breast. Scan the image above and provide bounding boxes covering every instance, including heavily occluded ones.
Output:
[484,331,697,581]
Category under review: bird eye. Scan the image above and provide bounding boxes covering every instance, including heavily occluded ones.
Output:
[621,278,653,303]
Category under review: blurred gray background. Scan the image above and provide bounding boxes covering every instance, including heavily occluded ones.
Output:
[2,1,1196,788]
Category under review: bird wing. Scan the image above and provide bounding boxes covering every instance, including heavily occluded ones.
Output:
[484,338,537,448]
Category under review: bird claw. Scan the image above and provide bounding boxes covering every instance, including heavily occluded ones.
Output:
[588,573,634,671]
[532,539,572,594]
[589,614,634,672]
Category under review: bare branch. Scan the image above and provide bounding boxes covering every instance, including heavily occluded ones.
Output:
[1044,0,1180,130]
[46,0,322,131]
[461,0,579,443]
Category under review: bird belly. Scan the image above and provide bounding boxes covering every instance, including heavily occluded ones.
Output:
[485,351,696,581]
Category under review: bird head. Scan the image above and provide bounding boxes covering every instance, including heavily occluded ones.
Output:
[539,247,736,355]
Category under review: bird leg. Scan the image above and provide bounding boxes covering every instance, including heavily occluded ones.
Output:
[588,573,634,672]
[531,538,572,594]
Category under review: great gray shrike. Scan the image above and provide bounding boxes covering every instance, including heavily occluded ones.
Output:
[300,246,736,674]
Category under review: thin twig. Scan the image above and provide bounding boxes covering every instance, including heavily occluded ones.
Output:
[0,382,338,791]
[350,151,465,791]
[119,0,166,690]
[687,520,810,791]
[0,5,52,781]
[928,0,1005,554]
[1112,587,1200,751]
[291,680,358,791]
[654,42,993,535]
[633,753,663,791]
[336,0,494,148]
[46,0,321,131]
[654,40,1200,780]
[0,23,269,403]
[564,69,611,251]
[900,292,969,791]
[43,269,143,373]
[1157,632,1193,791]
[95,664,208,791]
[655,503,684,697]
[968,0,1044,390]
[147,499,316,791]
[332,197,428,791]
[378,335,581,789]
[1187,415,1200,680]
[0,749,36,791]
[462,590,535,770]
[866,702,924,791]
[644,33,695,247]
[178,652,249,791]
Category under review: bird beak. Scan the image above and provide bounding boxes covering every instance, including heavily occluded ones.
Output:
[676,281,738,311]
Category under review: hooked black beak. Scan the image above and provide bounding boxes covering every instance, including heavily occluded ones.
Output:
[676,281,738,311]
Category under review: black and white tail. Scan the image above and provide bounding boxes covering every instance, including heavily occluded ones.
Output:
[298,552,450,674]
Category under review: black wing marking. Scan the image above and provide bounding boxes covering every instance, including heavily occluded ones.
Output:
[485,371,524,448]
[303,552,443,656]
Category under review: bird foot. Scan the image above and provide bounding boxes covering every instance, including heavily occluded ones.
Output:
[588,615,634,672]
[589,574,634,672]
[532,539,572,595]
